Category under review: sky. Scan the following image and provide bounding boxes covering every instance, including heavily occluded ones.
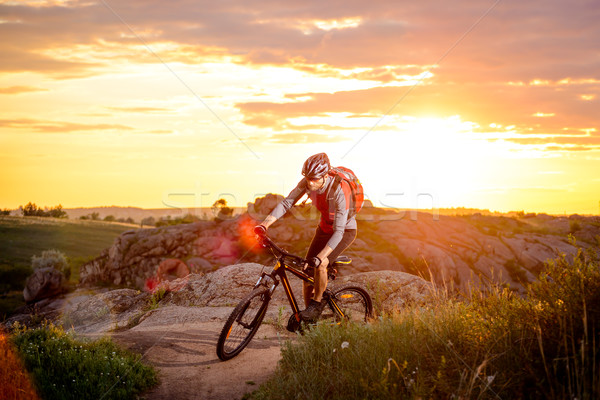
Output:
[1,0,599,215]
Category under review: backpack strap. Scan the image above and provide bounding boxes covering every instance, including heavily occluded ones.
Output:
[327,174,342,221]
[327,173,358,219]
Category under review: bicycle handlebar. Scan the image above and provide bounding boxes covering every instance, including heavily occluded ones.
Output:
[254,225,312,267]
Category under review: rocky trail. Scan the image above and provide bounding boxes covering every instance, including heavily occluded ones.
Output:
[6,265,431,399]
[110,307,292,400]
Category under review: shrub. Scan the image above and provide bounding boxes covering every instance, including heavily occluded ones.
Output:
[10,322,158,400]
[31,249,70,280]
[251,242,600,399]
[140,216,155,227]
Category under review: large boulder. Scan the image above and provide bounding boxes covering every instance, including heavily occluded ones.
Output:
[23,267,66,303]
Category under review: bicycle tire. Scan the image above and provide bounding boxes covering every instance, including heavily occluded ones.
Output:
[323,284,373,323]
[216,287,271,361]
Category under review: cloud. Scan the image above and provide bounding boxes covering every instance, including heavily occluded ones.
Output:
[0,86,47,94]
[1,0,598,150]
[0,118,134,133]
[106,106,171,114]
[2,0,598,79]
[266,132,349,143]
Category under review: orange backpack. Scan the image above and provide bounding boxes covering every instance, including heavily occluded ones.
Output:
[327,166,364,218]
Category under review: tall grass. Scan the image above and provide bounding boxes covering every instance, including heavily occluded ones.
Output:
[251,241,600,399]
[0,328,39,400]
[9,322,158,400]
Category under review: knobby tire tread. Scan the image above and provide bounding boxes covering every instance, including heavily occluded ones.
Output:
[216,287,270,361]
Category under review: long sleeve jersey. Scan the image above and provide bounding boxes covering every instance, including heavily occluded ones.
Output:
[268,176,357,250]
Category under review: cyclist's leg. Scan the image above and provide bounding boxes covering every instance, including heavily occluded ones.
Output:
[323,229,357,274]
[304,227,331,307]
[313,229,357,302]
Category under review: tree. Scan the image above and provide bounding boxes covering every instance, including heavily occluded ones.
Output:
[141,216,156,227]
[212,198,233,221]
[21,202,66,218]
[23,202,41,216]
[104,215,116,222]
[46,204,67,218]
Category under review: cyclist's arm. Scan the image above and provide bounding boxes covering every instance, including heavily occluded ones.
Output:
[261,179,306,227]
[325,183,351,250]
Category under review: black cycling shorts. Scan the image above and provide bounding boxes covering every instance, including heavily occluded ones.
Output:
[305,226,357,276]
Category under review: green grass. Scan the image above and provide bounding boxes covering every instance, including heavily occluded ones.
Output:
[250,240,600,400]
[10,321,158,400]
[0,216,135,319]
[0,216,134,267]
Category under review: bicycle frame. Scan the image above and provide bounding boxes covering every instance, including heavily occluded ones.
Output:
[252,235,345,324]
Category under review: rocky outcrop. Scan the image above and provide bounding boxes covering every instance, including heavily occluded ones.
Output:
[5,264,432,334]
[79,195,600,292]
[79,219,240,289]
[23,267,66,303]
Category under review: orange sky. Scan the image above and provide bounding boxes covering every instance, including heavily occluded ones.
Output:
[1,0,599,214]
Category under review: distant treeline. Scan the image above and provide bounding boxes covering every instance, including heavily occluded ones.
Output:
[17,202,68,218]
[1,198,236,228]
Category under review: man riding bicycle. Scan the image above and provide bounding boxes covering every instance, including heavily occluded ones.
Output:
[258,153,357,322]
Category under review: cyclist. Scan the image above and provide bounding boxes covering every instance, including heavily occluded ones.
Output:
[258,153,357,321]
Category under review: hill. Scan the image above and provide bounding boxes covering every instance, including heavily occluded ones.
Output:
[0,216,137,268]
[63,206,245,221]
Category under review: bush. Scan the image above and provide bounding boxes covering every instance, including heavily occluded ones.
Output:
[251,241,600,399]
[140,216,155,227]
[10,322,158,400]
[31,250,70,280]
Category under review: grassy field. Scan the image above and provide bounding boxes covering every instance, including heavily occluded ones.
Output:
[0,216,137,319]
[0,216,136,267]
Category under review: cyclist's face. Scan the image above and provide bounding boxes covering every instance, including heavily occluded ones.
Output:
[306,176,325,191]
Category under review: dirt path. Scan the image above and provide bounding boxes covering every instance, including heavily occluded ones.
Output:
[110,307,295,400]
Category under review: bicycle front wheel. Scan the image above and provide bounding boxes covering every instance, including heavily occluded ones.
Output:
[216,287,271,361]
[325,284,373,323]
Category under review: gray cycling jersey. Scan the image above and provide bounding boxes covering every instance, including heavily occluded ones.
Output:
[269,176,357,250]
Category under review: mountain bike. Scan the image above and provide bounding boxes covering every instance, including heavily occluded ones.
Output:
[216,227,373,361]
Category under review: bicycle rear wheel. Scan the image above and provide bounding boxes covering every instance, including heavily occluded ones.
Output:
[324,284,373,323]
[216,287,271,361]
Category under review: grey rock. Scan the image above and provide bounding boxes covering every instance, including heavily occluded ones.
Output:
[23,267,66,303]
